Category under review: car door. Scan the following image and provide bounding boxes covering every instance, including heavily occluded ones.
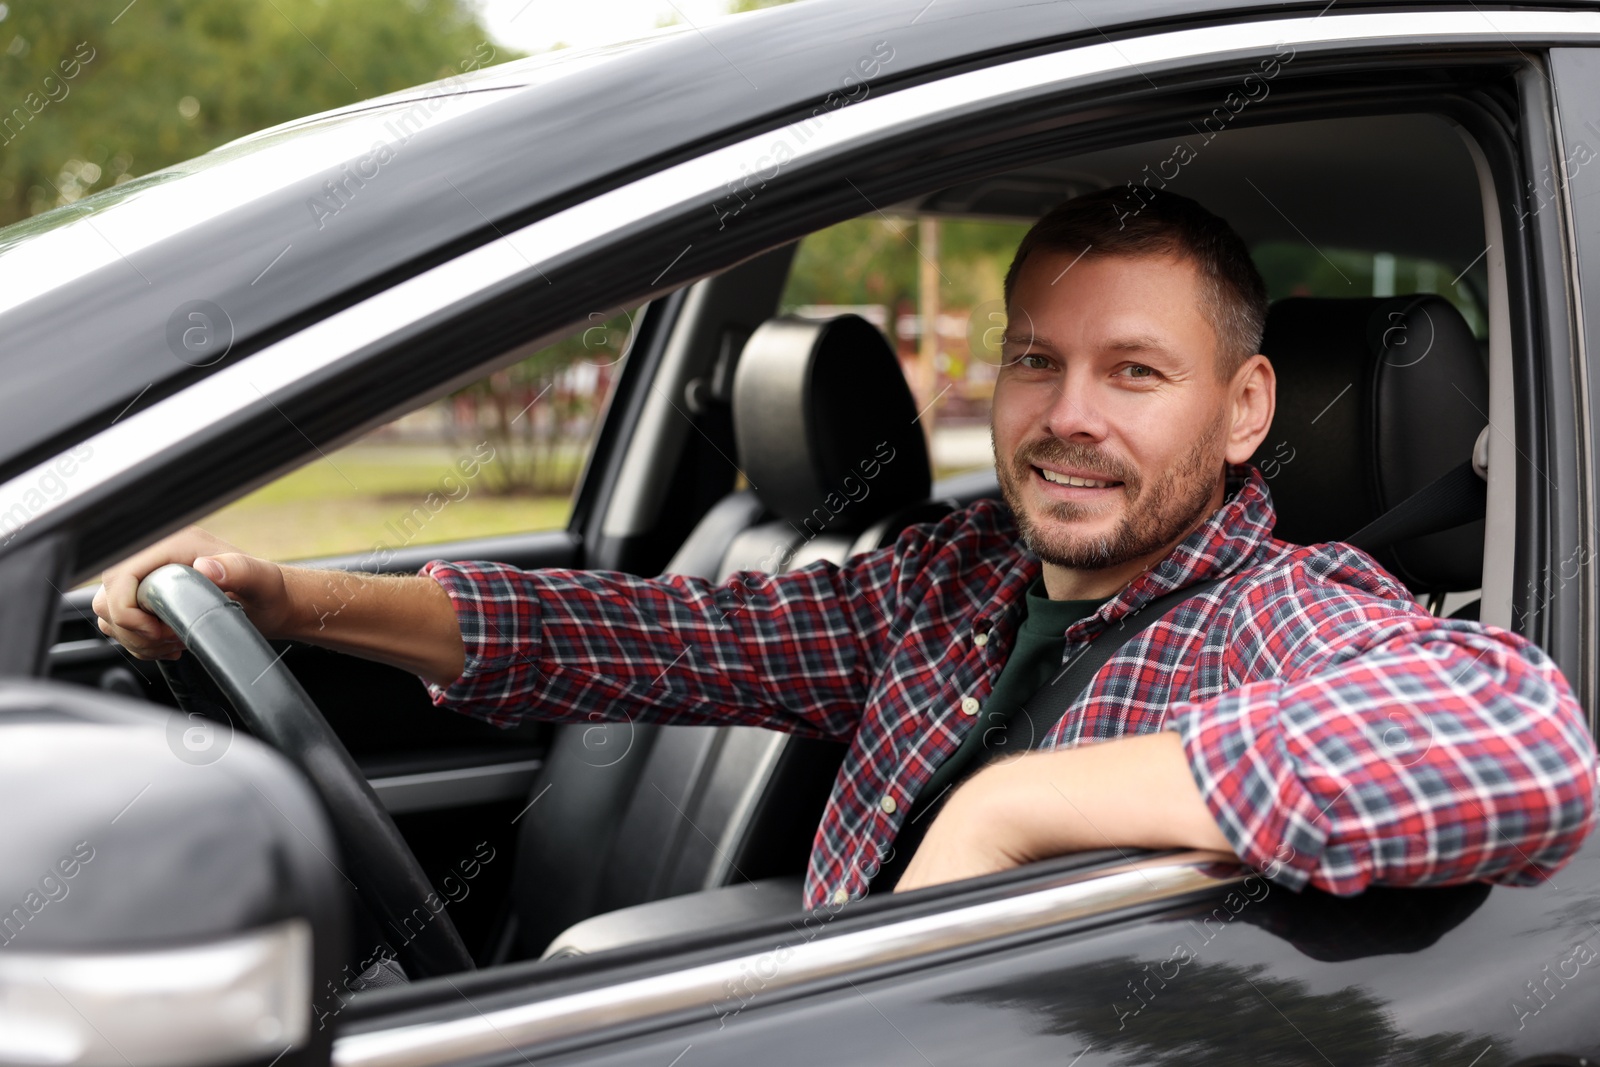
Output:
[325,8,1600,1067]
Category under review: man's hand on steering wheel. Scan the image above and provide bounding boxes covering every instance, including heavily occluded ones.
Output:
[94,526,466,688]
[93,527,293,660]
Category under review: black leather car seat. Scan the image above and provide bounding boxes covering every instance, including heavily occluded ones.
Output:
[509,314,945,959]
[1253,293,1488,599]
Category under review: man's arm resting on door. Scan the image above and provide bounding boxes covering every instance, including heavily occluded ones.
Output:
[894,731,1234,892]
[898,615,1599,895]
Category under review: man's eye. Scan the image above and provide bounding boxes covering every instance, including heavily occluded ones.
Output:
[1121,364,1155,379]
[1016,353,1050,370]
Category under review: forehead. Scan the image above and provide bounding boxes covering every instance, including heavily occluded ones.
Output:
[1012,249,1200,297]
[1008,251,1213,338]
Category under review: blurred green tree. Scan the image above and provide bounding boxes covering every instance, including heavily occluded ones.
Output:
[460,309,636,497]
[781,216,1028,321]
[0,0,513,227]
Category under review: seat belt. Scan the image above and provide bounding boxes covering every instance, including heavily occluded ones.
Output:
[1008,443,1488,746]
[1011,576,1228,750]
[1343,457,1487,553]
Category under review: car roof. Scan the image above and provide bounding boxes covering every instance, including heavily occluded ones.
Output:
[0,0,1533,480]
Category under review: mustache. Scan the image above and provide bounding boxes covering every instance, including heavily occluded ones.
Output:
[1014,438,1138,487]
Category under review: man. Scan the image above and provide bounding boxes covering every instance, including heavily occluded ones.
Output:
[94,189,1597,911]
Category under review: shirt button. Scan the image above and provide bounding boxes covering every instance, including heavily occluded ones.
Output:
[974,631,989,647]
[961,696,980,715]
[832,888,849,905]
[880,795,897,814]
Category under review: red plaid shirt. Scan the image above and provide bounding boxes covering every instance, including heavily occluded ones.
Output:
[420,465,1597,910]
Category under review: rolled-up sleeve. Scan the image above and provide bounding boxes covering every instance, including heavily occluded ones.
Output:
[415,522,933,738]
[1167,603,1598,893]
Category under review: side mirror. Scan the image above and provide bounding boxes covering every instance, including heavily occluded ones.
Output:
[0,678,345,1067]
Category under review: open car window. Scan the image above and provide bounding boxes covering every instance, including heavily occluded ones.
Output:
[195,310,636,561]
[779,215,1028,483]
[1254,241,1488,338]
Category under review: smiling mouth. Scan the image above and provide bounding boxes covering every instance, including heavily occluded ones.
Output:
[1033,466,1123,490]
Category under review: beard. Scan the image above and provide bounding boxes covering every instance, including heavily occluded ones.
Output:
[993,414,1226,571]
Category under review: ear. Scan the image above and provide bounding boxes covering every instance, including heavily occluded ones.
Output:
[1223,354,1275,464]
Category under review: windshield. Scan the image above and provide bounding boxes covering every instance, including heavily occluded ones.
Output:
[0,91,513,314]
[0,27,680,316]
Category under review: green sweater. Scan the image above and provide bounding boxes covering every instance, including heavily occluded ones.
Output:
[870,577,1108,891]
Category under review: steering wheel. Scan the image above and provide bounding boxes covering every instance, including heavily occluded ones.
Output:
[137,563,475,978]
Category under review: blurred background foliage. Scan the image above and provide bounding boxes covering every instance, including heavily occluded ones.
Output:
[783,216,1029,317]
[0,0,510,227]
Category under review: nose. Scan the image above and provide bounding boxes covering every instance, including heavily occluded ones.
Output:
[1041,362,1109,442]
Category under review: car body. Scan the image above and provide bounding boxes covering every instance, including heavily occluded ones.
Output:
[2,1,1600,1064]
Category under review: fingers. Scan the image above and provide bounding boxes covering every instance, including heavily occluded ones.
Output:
[192,551,290,637]
[194,552,258,597]
[95,569,177,658]
[96,611,181,660]
[92,525,240,658]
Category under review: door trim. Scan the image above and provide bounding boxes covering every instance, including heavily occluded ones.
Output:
[369,758,543,815]
[332,850,1246,1067]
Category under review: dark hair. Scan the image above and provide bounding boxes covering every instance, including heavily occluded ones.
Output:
[1002,187,1268,379]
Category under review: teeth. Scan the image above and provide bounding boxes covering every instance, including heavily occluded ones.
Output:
[1039,468,1113,488]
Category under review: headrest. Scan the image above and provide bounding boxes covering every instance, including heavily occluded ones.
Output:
[732,315,932,535]
[1254,295,1487,593]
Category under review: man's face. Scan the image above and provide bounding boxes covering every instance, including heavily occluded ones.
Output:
[991,251,1237,575]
